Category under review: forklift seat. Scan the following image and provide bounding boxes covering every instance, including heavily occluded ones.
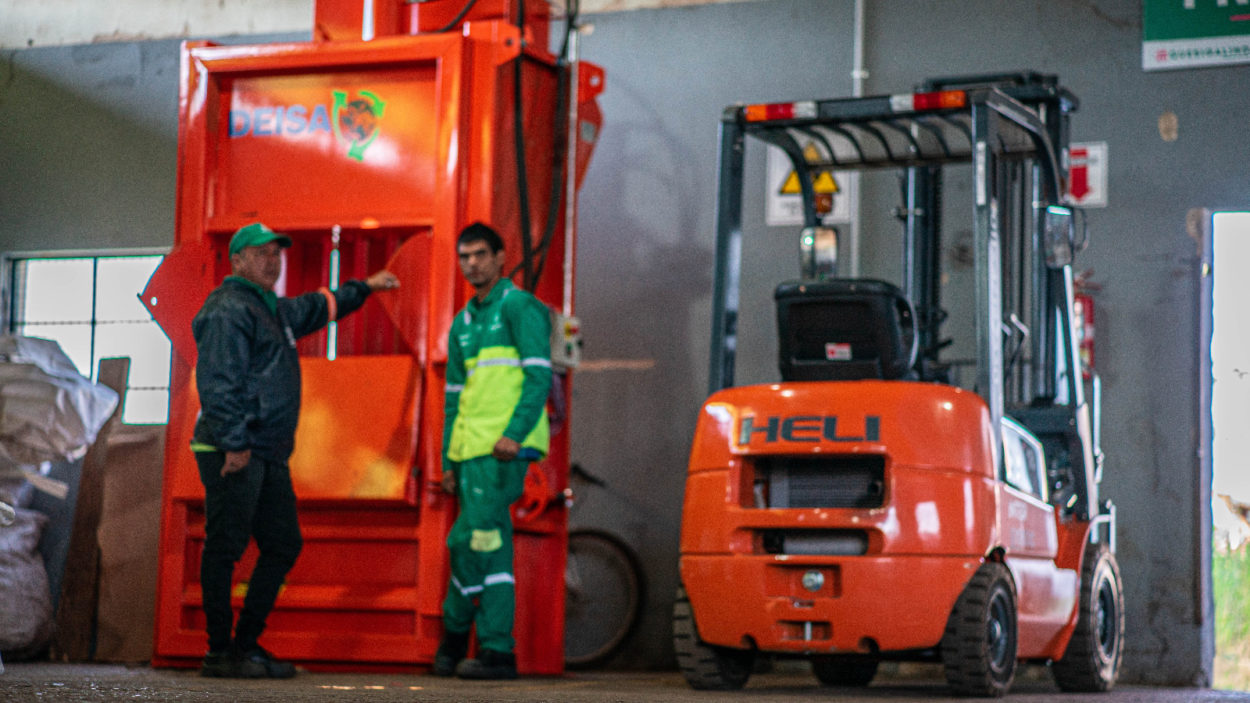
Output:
[775,279,918,382]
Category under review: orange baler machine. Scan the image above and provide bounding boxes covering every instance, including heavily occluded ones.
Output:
[141,0,603,673]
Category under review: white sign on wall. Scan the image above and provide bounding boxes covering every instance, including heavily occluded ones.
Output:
[1143,0,1250,71]
[1065,141,1108,209]
[765,144,858,226]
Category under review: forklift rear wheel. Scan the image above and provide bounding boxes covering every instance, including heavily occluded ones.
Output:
[673,584,754,690]
[810,655,878,687]
[940,561,1018,697]
[1051,542,1124,692]
[564,529,644,668]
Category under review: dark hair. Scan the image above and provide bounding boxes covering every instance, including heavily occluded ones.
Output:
[457,222,505,254]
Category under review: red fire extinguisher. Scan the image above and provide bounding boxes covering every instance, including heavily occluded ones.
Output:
[1073,292,1095,381]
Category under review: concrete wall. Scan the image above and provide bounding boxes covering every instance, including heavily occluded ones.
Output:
[0,0,1235,685]
[0,0,756,49]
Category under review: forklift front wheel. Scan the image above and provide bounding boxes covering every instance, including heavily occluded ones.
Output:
[673,584,754,690]
[940,561,1018,697]
[1051,541,1124,692]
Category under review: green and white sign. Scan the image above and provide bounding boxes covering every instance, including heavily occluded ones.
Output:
[1144,0,1250,70]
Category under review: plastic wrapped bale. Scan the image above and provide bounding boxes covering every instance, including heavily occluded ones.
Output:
[0,335,119,467]
[0,506,53,659]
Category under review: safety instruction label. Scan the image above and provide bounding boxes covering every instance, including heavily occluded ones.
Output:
[765,144,857,226]
[1065,141,1108,209]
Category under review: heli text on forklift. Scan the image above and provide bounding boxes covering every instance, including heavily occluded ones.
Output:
[675,73,1123,697]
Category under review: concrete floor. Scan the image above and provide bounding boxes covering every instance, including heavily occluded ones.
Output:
[3,661,1250,702]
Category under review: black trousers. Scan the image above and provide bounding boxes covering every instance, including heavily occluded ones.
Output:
[195,451,302,652]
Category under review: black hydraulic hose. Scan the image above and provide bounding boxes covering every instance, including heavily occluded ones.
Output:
[528,0,579,286]
[558,0,580,62]
[530,62,570,287]
[498,0,580,290]
[512,0,536,290]
[432,0,480,33]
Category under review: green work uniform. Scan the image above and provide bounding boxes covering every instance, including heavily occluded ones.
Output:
[442,278,552,654]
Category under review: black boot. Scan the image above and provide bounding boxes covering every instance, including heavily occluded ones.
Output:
[455,648,518,680]
[200,645,265,679]
[432,629,470,677]
[236,645,296,678]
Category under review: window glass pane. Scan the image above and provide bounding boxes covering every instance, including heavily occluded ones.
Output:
[96,256,161,323]
[1023,442,1045,500]
[94,256,171,424]
[16,323,93,379]
[122,389,168,425]
[9,254,171,424]
[95,321,171,389]
[17,259,94,324]
[1002,430,1026,490]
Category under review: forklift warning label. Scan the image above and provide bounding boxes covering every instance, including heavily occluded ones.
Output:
[765,144,857,226]
[738,415,880,445]
[228,90,387,162]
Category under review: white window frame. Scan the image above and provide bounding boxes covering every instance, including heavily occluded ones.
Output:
[1,247,172,425]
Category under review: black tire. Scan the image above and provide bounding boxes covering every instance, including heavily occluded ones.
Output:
[564,530,644,668]
[941,561,1018,697]
[673,584,754,690]
[811,655,878,687]
[1052,542,1124,692]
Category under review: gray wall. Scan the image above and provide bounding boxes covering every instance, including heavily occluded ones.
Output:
[1,42,179,251]
[0,33,301,253]
[0,0,1236,685]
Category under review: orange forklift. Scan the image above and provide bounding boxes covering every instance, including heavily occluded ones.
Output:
[675,73,1123,696]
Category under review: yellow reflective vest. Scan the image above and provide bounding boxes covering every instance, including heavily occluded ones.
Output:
[443,279,552,464]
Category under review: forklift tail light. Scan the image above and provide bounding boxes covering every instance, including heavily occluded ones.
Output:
[890,89,967,113]
[744,100,817,122]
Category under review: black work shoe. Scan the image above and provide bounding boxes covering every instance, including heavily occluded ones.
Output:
[237,646,297,678]
[455,649,517,680]
[432,630,470,677]
[200,648,265,678]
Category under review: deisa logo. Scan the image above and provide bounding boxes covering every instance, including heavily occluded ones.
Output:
[228,89,387,162]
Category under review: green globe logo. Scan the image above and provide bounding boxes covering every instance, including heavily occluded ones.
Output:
[332,90,386,161]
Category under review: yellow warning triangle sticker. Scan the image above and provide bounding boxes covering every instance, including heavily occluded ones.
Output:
[779,141,840,195]
[779,168,840,195]
[813,171,839,194]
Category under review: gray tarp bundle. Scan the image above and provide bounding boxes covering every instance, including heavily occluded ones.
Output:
[0,506,52,658]
[0,335,120,661]
[0,335,119,467]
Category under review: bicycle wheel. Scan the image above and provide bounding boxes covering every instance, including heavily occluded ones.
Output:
[564,529,644,667]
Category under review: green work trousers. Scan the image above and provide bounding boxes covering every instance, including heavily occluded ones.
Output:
[442,455,528,653]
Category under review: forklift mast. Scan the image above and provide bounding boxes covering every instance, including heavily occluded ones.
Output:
[708,73,1099,521]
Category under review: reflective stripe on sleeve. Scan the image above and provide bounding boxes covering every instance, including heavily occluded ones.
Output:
[475,358,521,369]
[483,572,516,587]
[452,576,484,597]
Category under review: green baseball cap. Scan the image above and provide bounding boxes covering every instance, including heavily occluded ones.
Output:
[228,222,293,256]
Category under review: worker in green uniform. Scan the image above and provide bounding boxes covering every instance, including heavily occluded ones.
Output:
[432,222,552,680]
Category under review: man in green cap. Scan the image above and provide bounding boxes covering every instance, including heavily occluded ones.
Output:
[432,222,551,680]
[192,222,399,678]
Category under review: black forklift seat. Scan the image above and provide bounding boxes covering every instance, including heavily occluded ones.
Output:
[775,279,918,381]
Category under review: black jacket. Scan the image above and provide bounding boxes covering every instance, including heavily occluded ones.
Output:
[191,277,372,462]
